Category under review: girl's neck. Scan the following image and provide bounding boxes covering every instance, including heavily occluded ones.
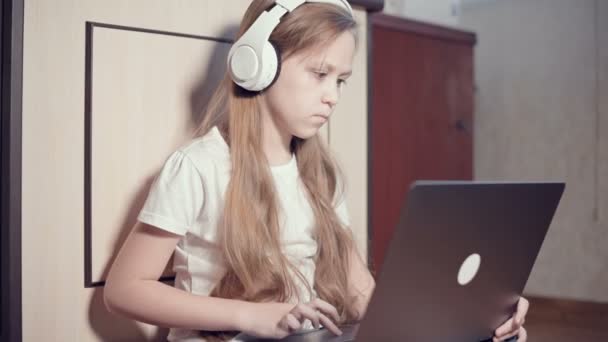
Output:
[259,100,294,167]
[262,119,293,166]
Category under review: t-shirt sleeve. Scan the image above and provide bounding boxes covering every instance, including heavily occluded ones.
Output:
[137,150,204,236]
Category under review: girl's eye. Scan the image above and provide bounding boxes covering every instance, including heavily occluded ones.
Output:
[314,70,328,79]
[338,79,348,87]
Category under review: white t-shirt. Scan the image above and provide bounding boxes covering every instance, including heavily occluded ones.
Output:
[137,126,350,341]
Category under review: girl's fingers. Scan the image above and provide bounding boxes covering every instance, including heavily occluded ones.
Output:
[285,313,302,331]
[288,300,343,335]
[291,303,321,329]
[317,311,343,336]
[494,317,515,337]
[516,297,529,324]
[493,327,520,342]
[495,311,525,339]
[495,297,529,338]
[519,326,528,342]
[311,298,341,323]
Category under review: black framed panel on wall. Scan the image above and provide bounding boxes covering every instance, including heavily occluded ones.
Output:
[1,0,24,341]
[83,21,234,288]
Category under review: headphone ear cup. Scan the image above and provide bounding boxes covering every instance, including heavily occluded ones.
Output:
[228,44,259,89]
[253,40,279,91]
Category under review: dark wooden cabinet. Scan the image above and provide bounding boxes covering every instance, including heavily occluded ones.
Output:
[369,14,476,273]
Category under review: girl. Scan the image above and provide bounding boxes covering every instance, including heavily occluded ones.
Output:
[104,1,528,341]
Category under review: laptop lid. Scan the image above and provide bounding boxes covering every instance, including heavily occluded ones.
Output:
[355,181,565,341]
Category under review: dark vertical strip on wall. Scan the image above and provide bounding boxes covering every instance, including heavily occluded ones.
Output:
[1,0,23,340]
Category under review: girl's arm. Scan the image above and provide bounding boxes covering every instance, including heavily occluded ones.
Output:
[104,222,344,338]
[103,221,256,332]
[347,243,376,320]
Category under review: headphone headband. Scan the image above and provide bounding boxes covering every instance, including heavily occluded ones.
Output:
[275,0,353,14]
[227,0,354,91]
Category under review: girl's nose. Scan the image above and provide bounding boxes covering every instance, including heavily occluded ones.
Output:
[322,84,339,108]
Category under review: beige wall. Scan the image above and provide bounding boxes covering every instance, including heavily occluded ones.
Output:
[21,0,368,340]
[329,7,368,259]
[460,0,608,302]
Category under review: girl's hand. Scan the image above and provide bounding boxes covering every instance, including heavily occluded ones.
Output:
[239,298,343,339]
[493,297,529,342]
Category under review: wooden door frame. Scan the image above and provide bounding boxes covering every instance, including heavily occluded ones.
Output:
[1,0,23,340]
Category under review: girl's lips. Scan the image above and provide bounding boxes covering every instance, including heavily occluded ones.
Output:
[313,115,328,123]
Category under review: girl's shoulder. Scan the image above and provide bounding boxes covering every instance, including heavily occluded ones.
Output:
[173,126,230,173]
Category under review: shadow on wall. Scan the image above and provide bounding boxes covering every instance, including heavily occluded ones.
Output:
[86,23,238,341]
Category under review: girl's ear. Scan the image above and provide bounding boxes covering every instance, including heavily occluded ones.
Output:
[264,41,282,91]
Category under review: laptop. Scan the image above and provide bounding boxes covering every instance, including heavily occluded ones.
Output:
[235,181,565,342]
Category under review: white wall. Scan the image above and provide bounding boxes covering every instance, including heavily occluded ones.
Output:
[382,0,608,303]
[460,0,608,302]
[383,0,461,28]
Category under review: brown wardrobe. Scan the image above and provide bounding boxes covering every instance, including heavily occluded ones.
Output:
[369,14,477,272]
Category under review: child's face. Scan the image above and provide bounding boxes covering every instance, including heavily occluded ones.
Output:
[262,31,356,140]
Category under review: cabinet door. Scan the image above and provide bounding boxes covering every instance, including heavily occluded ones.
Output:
[370,14,475,272]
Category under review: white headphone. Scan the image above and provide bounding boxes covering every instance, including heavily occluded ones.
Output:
[227,0,354,92]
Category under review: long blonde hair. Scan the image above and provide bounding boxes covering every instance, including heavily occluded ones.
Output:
[196,1,360,338]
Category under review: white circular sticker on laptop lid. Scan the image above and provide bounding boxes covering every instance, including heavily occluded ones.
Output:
[458,253,481,286]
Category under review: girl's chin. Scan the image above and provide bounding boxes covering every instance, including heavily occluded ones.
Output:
[292,126,322,140]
